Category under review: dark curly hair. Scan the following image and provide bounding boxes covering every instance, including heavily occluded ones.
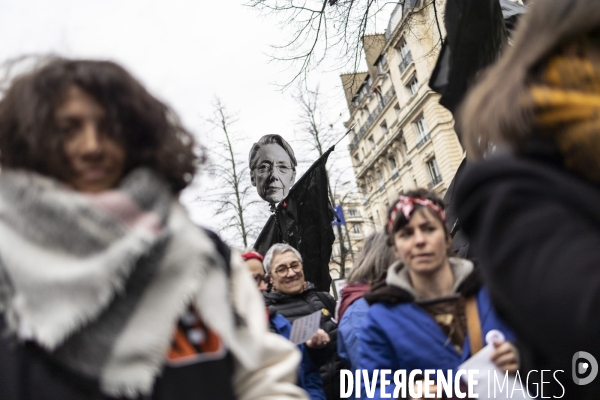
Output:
[0,58,199,193]
[385,188,452,253]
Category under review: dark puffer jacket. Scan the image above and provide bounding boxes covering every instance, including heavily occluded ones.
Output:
[264,283,342,400]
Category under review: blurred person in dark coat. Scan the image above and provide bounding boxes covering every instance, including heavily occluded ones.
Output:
[456,0,600,397]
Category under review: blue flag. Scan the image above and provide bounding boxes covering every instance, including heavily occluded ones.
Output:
[332,205,345,226]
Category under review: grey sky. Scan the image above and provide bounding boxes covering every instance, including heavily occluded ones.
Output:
[0,0,358,241]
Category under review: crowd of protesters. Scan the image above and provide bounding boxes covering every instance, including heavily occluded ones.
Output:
[1,0,600,399]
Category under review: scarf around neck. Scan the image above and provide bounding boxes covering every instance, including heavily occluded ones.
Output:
[0,168,246,397]
[530,49,600,183]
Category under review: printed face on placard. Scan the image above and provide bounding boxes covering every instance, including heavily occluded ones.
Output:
[251,143,296,205]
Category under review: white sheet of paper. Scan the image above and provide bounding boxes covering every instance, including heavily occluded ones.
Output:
[289,310,321,345]
[459,344,532,399]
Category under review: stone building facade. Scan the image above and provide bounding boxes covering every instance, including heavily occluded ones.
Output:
[340,1,464,229]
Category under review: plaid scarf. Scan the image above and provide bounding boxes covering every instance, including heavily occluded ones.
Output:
[530,50,600,183]
[0,169,246,397]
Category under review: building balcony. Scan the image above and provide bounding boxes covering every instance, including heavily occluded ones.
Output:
[399,52,413,74]
[363,198,370,206]
[391,170,399,180]
[427,174,443,189]
[415,134,431,149]
[348,87,397,152]
[378,184,386,193]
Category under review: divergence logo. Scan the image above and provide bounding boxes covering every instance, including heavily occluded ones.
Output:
[572,351,598,386]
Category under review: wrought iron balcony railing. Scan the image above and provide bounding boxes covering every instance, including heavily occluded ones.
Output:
[427,173,443,189]
[415,133,431,149]
[399,52,413,74]
[348,87,396,151]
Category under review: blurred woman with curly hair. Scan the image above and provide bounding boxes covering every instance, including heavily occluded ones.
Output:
[0,58,307,400]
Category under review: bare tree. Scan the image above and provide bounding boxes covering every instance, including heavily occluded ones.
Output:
[293,86,356,277]
[247,0,444,89]
[199,98,266,248]
[0,54,53,94]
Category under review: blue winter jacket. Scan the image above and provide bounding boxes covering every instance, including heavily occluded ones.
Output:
[356,262,516,400]
[338,297,369,371]
[270,312,326,400]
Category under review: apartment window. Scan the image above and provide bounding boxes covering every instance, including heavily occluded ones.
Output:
[361,85,370,97]
[406,75,419,96]
[353,154,360,164]
[414,114,430,148]
[426,157,443,188]
[368,136,376,149]
[415,115,428,139]
[397,39,413,73]
[394,103,401,117]
[352,224,362,234]
[389,156,399,179]
[348,209,359,217]
[376,54,388,75]
[380,120,388,135]
[376,170,385,192]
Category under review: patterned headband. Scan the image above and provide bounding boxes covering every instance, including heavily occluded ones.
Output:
[387,196,447,233]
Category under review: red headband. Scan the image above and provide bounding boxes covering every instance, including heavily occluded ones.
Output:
[242,251,264,262]
[387,196,447,233]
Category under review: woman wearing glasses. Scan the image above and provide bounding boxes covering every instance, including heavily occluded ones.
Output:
[263,244,343,400]
[241,251,325,400]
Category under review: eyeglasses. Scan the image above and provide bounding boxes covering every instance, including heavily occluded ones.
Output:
[253,273,272,286]
[256,163,294,176]
[273,262,303,277]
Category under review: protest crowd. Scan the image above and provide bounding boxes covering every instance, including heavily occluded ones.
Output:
[0,0,600,399]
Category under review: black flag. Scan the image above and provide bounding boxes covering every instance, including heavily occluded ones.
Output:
[429,0,517,120]
[254,146,335,292]
[429,0,526,259]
